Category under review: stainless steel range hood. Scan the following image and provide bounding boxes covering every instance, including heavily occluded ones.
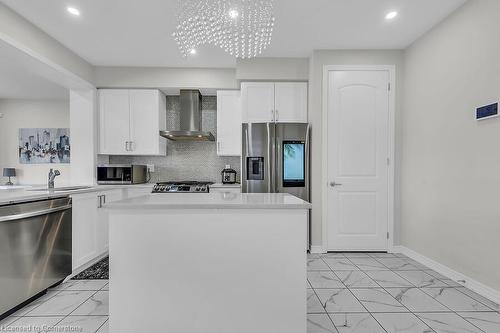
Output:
[160,90,215,141]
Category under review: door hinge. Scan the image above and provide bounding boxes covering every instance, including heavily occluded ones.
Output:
[387,232,390,240]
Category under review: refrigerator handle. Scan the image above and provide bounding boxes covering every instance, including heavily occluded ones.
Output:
[267,123,272,193]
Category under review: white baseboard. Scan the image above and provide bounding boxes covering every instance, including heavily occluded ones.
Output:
[392,246,500,306]
[310,246,325,254]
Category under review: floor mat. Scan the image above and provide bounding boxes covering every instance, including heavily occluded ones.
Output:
[72,257,109,280]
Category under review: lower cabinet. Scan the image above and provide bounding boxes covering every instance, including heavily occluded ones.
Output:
[71,189,124,271]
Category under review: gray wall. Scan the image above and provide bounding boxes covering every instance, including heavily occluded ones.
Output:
[308,50,405,250]
[110,96,240,183]
[402,0,500,290]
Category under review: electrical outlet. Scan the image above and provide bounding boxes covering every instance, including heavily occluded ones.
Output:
[147,164,155,173]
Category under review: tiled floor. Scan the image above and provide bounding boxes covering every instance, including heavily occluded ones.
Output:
[1,253,499,333]
[0,280,109,333]
[307,252,500,333]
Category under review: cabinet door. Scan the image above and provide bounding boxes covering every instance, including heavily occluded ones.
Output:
[217,90,242,156]
[241,82,275,123]
[129,90,167,155]
[274,82,308,123]
[99,89,131,154]
[97,189,124,253]
[72,192,99,270]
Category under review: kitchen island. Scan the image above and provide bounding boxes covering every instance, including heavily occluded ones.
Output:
[105,192,311,333]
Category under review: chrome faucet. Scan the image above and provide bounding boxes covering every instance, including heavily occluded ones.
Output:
[48,169,61,189]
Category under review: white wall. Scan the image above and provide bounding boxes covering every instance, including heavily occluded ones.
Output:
[402,0,500,291]
[309,50,405,250]
[236,58,309,81]
[0,99,71,185]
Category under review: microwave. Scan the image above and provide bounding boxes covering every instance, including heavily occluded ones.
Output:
[97,165,148,185]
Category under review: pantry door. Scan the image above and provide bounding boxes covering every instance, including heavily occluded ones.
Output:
[325,68,392,251]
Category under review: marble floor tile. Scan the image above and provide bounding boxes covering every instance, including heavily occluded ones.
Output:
[423,270,449,280]
[364,271,414,288]
[372,313,433,333]
[457,287,500,312]
[395,270,449,288]
[0,315,20,327]
[308,271,346,289]
[369,253,397,258]
[334,271,380,288]
[421,287,491,312]
[307,314,339,333]
[374,258,420,271]
[315,289,366,313]
[308,258,332,271]
[386,287,449,312]
[416,312,484,333]
[323,258,359,271]
[393,253,410,258]
[440,279,463,287]
[4,316,64,333]
[51,316,108,333]
[308,289,326,314]
[72,291,109,316]
[100,283,109,291]
[458,311,500,333]
[343,253,373,258]
[350,289,407,313]
[96,320,108,333]
[321,253,347,259]
[10,290,60,316]
[27,290,95,316]
[348,258,389,271]
[330,313,385,333]
[309,253,323,259]
[55,280,108,291]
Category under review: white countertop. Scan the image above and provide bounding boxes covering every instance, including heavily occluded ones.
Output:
[211,183,241,188]
[0,184,154,205]
[105,192,311,210]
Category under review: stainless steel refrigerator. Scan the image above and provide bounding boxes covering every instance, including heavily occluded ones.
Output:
[242,123,311,246]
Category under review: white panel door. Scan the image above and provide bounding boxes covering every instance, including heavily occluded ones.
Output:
[241,82,275,123]
[274,82,308,123]
[129,89,159,155]
[217,90,242,156]
[327,70,390,251]
[98,89,130,154]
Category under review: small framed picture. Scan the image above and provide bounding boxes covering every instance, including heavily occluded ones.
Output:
[476,103,498,121]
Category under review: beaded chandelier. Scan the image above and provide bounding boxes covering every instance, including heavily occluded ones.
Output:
[172,0,275,59]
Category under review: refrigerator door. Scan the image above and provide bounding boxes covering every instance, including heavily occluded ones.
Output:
[242,123,276,193]
[275,123,310,202]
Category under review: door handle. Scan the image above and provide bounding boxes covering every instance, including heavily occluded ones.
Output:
[329,182,343,187]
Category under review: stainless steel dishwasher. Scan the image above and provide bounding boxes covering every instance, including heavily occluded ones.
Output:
[0,197,72,316]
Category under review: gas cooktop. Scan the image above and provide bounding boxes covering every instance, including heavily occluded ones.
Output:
[152,181,214,193]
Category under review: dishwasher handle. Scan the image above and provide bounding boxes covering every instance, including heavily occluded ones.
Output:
[0,205,72,223]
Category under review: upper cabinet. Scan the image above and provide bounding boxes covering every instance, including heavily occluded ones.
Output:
[217,90,242,156]
[98,89,167,156]
[241,82,308,123]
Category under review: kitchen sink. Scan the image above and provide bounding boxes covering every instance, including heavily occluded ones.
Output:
[28,186,92,192]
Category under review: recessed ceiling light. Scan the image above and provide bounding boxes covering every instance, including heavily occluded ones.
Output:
[67,7,80,16]
[385,11,398,20]
[228,9,239,19]
[189,49,197,55]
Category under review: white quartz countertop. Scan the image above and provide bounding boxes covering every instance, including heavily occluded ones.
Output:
[105,192,311,210]
[0,184,154,205]
[211,183,241,188]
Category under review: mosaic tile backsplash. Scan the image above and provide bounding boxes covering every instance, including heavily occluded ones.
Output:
[109,96,241,183]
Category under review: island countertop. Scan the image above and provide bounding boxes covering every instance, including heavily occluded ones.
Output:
[105,192,311,210]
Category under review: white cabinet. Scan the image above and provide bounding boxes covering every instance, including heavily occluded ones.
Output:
[274,83,308,123]
[217,90,242,156]
[72,189,124,271]
[241,82,308,123]
[98,89,167,156]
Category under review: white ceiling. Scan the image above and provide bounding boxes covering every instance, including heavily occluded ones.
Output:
[1,0,467,68]
[0,41,68,100]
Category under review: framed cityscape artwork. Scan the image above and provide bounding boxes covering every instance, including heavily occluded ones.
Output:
[18,128,70,164]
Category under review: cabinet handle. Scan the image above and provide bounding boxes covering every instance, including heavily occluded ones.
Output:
[103,195,106,204]
[271,110,275,122]
[275,109,279,121]
[129,141,134,151]
[98,195,102,208]
[125,142,129,151]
